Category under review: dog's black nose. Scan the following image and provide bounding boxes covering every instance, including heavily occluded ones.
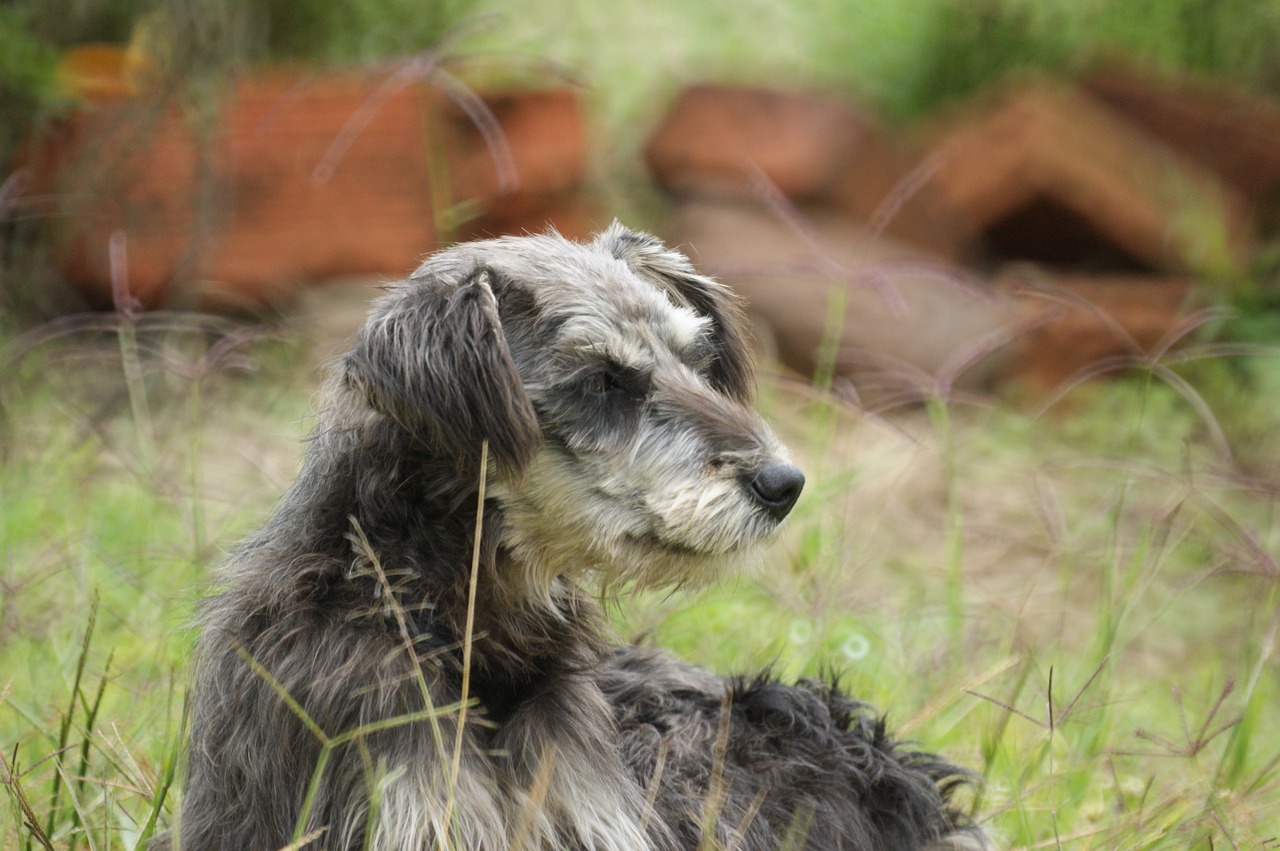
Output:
[745,462,805,520]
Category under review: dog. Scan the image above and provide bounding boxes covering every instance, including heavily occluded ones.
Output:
[157,224,990,850]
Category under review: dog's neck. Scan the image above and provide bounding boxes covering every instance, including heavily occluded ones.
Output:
[270,412,608,720]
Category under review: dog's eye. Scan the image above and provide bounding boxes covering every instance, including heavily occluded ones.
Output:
[580,364,647,403]
[582,370,623,398]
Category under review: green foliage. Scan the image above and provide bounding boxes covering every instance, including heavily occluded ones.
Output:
[0,0,152,108]
[0,7,63,164]
[251,0,479,63]
[890,0,1280,118]
[0,9,61,105]
[1,317,313,849]
[902,0,1072,116]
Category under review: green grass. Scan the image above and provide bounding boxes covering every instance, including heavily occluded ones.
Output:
[1,318,313,848]
[3,311,1279,849]
[621,361,1280,848]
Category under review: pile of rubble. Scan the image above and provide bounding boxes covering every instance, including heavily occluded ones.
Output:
[19,63,1280,395]
[21,69,594,310]
[644,72,1280,395]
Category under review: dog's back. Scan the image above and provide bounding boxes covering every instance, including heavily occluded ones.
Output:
[605,647,988,850]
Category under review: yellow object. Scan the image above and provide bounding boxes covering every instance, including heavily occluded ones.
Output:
[55,11,170,102]
[55,44,136,100]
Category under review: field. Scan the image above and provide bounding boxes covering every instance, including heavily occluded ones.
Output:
[4,301,1280,848]
[4,0,1280,848]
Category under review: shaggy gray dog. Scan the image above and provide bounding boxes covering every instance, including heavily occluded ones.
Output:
[157,224,990,850]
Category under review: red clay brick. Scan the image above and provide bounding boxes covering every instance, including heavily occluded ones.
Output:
[924,83,1255,273]
[996,270,1194,391]
[23,70,589,309]
[645,84,968,258]
[1085,68,1280,214]
[665,197,1016,395]
[645,84,861,201]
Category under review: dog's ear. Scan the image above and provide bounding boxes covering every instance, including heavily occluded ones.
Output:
[597,222,754,401]
[344,267,541,474]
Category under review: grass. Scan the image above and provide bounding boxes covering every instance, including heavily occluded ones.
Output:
[0,314,313,846]
[2,301,1280,849]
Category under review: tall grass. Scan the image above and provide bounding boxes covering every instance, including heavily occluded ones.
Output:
[1,309,313,848]
[622,351,1280,848]
[4,289,1280,849]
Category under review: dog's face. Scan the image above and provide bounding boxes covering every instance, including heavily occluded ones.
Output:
[345,223,803,595]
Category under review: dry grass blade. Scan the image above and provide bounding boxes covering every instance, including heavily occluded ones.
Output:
[1200,497,1280,578]
[448,439,489,821]
[742,161,908,317]
[638,737,669,842]
[312,57,445,183]
[724,787,769,851]
[135,702,183,848]
[431,67,519,194]
[277,827,329,851]
[1189,680,1243,757]
[2,747,56,851]
[1057,655,1109,726]
[695,687,737,849]
[44,595,99,845]
[346,516,462,851]
[293,747,333,846]
[931,307,1054,399]
[1013,280,1143,354]
[66,648,113,851]
[1146,305,1230,364]
[865,142,955,241]
[508,746,558,851]
[964,689,1044,729]
[1032,353,1143,418]
[232,642,332,749]
[901,656,1020,734]
[1150,364,1232,461]
[52,761,98,851]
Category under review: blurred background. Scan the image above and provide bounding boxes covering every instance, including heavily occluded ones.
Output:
[7,0,1280,394]
[3,1,1280,848]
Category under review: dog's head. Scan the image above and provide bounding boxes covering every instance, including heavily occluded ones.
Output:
[344,223,803,594]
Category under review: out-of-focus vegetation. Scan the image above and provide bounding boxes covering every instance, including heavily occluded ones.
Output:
[0,0,478,163]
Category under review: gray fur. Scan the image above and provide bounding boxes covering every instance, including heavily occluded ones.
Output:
[155,223,990,850]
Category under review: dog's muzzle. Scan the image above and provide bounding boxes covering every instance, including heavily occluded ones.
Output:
[742,462,805,521]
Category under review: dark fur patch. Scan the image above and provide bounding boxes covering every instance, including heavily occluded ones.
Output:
[344,267,541,475]
[603,648,981,850]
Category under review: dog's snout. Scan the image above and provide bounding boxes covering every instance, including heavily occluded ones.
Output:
[745,462,805,520]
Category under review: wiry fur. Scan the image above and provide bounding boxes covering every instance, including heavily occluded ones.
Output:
[156,224,991,850]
